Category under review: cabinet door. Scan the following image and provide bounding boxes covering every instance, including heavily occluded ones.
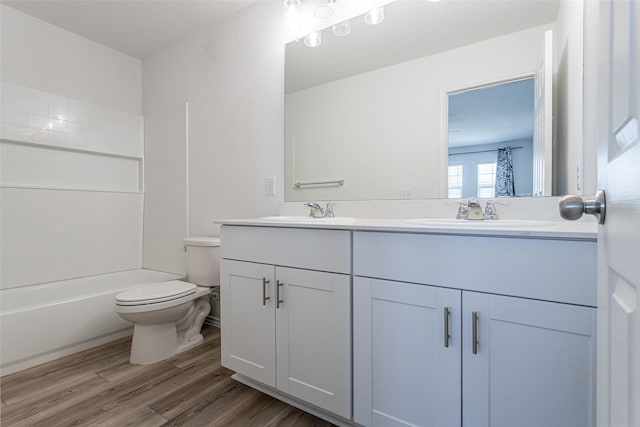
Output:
[275,267,351,419]
[462,292,596,427]
[354,277,462,427]
[221,259,276,387]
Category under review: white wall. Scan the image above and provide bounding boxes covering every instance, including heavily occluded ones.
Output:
[553,0,584,195]
[0,5,144,372]
[142,1,284,274]
[285,24,551,202]
[0,5,141,114]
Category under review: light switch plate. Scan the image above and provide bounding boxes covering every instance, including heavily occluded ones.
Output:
[265,176,276,196]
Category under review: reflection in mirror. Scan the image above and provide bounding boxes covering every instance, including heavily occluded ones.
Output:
[447,78,535,199]
[285,0,581,202]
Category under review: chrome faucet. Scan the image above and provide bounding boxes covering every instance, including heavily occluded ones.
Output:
[484,200,499,220]
[305,202,324,218]
[466,200,484,220]
[304,202,338,218]
[456,201,469,219]
[324,202,337,218]
[456,200,500,220]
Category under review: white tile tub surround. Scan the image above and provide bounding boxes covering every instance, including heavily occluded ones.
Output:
[1,5,145,375]
[1,81,144,161]
[0,269,183,376]
[0,188,144,289]
[1,142,142,193]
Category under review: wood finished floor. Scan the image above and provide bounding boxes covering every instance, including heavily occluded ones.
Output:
[0,326,335,426]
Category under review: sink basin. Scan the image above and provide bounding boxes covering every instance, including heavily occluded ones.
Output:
[258,216,356,224]
[404,218,557,228]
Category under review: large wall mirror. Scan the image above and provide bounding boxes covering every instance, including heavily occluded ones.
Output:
[285,0,582,202]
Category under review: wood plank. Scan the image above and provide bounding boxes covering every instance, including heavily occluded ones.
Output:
[164,331,221,369]
[215,392,289,427]
[86,353,224,425]
[0,374,109,427]
[0,326,334,426]
[30,362,179,426]
[1,336,129,388]
[1,340,131,405]
[149,366,236,419]
[85,405,167,427]
[262,405,309,427]
[159,380,260,426]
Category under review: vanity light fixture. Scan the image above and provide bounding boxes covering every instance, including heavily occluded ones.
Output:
[314,0,336,18]
[332,20,351,36]
[284,0,300,10]
[364,7,384,25]
[304,31,322,47]
[364,6,384,25]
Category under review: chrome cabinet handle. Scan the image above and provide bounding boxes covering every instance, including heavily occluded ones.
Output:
[472,311,479,355]
[262,278,270,306]
[444,307,451,348]
[276,280,284,309]
[558,190,606,224]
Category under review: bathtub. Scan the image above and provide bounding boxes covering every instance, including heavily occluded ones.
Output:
[0,269,183,376]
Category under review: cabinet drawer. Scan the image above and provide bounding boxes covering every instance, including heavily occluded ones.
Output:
[353,231,596,306]
[221,226,351,274]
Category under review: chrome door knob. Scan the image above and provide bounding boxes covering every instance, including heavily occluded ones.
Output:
[559,190,606,224]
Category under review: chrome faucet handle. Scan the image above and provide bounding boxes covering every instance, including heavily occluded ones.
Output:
[456,201,469,219]
[484,200,499,220]
[304,202,324,218]
[324,202,338,218]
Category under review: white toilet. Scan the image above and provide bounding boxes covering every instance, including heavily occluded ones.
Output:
[115,236,220,364]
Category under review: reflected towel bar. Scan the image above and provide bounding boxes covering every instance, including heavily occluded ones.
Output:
[294,180,344,189]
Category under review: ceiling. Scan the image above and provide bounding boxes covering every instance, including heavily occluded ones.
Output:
[448,78,535,148]
[1,0,254,59]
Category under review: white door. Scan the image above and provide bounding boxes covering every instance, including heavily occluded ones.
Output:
[533,29,553,196]
[462,292,596,427]
[275,267,351,419]
[353,277,461,427]
[593,1,640,426]
[220,260,276,387]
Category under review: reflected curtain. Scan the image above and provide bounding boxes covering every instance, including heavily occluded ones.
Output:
[495,147,515,196]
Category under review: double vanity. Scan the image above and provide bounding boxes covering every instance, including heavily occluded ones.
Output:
[218,215,597,427]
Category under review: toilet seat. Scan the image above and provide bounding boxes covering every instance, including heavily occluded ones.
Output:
[115,280,197,306]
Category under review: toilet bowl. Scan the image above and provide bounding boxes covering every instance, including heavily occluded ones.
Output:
[114,237,220,364]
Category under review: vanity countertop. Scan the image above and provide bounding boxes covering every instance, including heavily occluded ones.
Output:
[215,217,597,240]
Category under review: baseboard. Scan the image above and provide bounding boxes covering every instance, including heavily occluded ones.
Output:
[204,315,220,328]
[231,373,358,427]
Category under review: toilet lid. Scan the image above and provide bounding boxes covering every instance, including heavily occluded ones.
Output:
[115,280,197,305]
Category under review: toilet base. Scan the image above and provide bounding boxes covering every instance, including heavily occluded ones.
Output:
[130,322,178,364]
[179,333,204,353]
[126,295,211,365]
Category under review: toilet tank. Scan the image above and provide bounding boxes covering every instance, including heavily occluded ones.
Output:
[183,237,221,287]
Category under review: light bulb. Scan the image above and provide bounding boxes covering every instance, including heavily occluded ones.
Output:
[283,0,299,9]
[364,7,384,25]
[304,31,322,47]
[332,20,351,36]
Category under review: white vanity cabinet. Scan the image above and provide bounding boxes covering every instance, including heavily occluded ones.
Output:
[353,277,462,427]
[220,226,352,419]
[462,291,596,427]
[353,231,597,427]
